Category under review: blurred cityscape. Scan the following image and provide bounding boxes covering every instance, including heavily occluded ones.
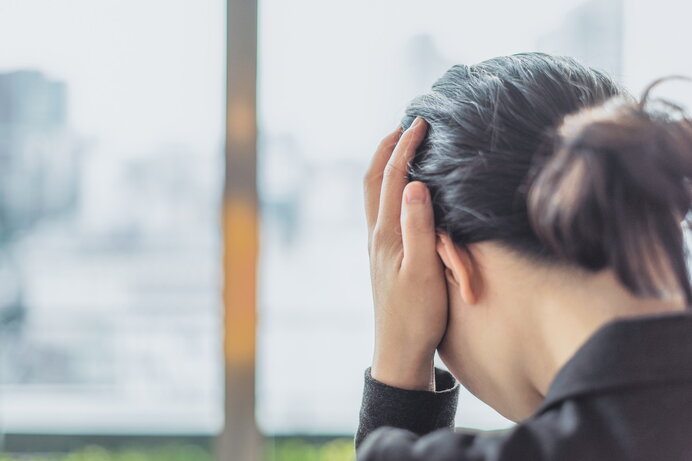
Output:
[0,70,224,433]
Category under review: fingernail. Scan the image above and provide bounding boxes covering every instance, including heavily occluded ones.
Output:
[411,116,423,129]
[405,184,425,204]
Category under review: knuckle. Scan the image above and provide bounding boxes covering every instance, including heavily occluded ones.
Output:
[371,226,398,254]
[399,265,432,285]
[383,161,402,180]
[371,225,387,245]
[377,135,397,152]
[362,175,374,193]
[363,167,383,188]
[362,172,371,190]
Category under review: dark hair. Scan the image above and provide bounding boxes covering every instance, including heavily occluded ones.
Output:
[402,52,692,305]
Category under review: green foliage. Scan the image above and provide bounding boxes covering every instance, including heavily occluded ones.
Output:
[265,438,354,461]
[0,444,213,461]
[0,438,355,461]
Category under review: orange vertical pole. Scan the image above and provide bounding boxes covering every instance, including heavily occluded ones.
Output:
[216,0,260,459]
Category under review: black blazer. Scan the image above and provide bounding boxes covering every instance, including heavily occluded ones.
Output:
[355,311,692,460]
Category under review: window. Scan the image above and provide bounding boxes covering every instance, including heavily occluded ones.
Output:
[3,0,691,457]
[0,0,225,435]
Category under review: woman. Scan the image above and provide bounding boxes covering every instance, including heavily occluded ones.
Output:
[356,52,692,460]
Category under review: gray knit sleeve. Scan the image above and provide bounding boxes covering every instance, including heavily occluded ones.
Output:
[354,366,460,449]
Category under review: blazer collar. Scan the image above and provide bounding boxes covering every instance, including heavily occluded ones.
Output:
[537,309,692,414]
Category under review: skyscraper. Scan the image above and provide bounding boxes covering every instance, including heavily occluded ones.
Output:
[0,70,78,238]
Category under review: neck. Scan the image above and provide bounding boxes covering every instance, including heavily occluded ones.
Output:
[525,268,685,399]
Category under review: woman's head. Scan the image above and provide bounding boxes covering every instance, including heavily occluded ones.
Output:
[401,52,692,420]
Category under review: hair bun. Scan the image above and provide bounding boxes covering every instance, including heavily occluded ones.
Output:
[527,77,692,302]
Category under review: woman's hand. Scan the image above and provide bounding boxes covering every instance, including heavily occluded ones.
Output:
[363,117,449,391]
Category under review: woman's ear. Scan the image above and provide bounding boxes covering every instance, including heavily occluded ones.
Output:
[436,233,479,305]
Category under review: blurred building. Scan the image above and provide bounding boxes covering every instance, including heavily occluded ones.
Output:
[0,68,223,434]
[0,70,80,341]
[0,70,80,238]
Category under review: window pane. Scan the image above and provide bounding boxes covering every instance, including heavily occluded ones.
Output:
[0,0,225,434]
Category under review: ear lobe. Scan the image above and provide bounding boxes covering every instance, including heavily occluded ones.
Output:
[437,233,479,305]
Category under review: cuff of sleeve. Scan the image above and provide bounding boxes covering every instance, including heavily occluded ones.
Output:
[355,366,460,448]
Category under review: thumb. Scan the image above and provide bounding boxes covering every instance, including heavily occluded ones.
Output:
[400,181,437,268]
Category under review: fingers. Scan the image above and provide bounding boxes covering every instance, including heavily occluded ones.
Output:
[377,117,428,231]
[364,124,403,233]
[400,181,438,268]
